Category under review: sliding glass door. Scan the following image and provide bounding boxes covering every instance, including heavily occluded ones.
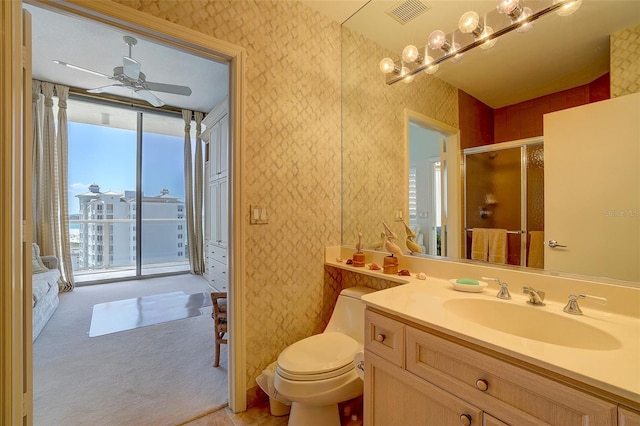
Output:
[68,97,192,283]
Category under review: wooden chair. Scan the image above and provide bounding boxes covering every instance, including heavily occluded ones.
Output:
[210,292,228,367]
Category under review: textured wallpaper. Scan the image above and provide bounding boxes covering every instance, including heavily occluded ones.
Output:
[611,24,640,98]
[113,0,342,391]
[341,27,459,250]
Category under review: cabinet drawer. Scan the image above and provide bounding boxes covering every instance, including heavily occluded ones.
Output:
[365,310,404,368]
[406,327,616,425]
[209,259,228,280]
[209,245,227,264]
[208,273,227,292]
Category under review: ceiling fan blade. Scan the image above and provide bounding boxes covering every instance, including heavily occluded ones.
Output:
[135,89,165,107]
[144,81,192,96]
[123,56,141,80]
[53,60,112,79]
[87,84,124,93]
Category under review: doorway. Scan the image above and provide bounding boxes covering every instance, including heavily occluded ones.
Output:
[16,0,246,420]
[405,110,461,259]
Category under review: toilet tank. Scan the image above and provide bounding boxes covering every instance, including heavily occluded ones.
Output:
[324,286,376,344]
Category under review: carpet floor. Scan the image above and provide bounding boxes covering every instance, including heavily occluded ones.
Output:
[33,274,228,426]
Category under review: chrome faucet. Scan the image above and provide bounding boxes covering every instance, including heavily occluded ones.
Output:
[482,277,511,300]
[563,293,608,315]
[523,286,545,306]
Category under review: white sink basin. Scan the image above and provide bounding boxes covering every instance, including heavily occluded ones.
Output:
[443,298,621,350]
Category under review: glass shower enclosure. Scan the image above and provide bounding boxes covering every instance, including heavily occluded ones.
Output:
[463,139,544,267]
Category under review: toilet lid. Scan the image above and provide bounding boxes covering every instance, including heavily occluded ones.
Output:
[277,332,359,377]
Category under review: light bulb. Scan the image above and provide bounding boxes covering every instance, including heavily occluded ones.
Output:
[449,42,463,63]
[379,58,395,74]
[428,30,446,50]
[496,0,520,15]
[516,7,534,32]
[458,11,480,34]
[400,66,414,83]
[554,0,581,16]
[479,26,497,49]
[402,45,419,63]
[422,56,439,74]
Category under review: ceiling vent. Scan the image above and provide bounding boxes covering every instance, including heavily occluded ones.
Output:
[386,0,431,25]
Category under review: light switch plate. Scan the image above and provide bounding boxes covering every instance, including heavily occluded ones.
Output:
[250,204,268,224]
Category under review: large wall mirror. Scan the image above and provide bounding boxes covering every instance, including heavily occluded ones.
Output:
[341,0,640,285]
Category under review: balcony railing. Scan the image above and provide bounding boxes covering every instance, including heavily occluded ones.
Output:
[70,218,190,282]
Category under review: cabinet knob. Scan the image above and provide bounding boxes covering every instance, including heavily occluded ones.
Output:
[375,333,386,343]
[475,379,489,391]
[459,414,472,426]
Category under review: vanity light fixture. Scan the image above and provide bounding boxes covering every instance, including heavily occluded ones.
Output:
[380,0,582,85]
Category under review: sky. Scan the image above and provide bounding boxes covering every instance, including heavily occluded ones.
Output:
[68,121,187,215]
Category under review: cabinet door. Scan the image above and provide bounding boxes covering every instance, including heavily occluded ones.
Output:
[365,351,482,426]
[210,182,219,245]
[620,406,640,426]
[219,114,228,177]
[218,178,228,248]
[209,122,220,180]
[204,162,211,240]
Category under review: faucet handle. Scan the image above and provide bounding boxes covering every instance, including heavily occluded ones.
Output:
[523,286,545,305]
[563,293,608,315]
[482,277,511,300]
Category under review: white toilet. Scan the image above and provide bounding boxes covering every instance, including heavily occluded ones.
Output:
[274,286,375,426]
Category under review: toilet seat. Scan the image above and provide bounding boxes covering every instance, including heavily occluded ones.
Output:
[276,332,360,381]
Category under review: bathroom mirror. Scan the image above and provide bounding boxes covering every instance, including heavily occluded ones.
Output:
[341,0,640,284]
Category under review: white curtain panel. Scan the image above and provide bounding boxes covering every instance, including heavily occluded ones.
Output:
[194,111,204,274]
[32,80,74,292]
[39,81,56,258]
[54,84,74,291]
[32,81,43,243]
[183,110,201,274]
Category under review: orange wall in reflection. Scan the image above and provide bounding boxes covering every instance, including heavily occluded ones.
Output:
[459,73,610,149]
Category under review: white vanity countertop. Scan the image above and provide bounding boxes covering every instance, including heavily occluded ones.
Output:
[357,277,640,406]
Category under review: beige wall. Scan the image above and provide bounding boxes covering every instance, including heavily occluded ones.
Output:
[342,27,459,249]
[113,0,342,391]
[611,24,640,98]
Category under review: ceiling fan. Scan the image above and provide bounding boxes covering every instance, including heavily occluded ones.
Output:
[53,35,192,107]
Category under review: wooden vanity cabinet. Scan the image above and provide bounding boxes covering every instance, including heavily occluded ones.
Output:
[364,309,619,426]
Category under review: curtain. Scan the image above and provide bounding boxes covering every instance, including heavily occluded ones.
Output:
[183,110,201,274]
[32,80,74,291]
[54,84,74,291]
[193,112,205,274]
[32,81,43,243]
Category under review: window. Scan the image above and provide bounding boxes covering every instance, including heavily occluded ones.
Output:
[67,97,193,282]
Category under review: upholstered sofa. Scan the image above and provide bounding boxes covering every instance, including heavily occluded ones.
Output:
[32,243,60,342]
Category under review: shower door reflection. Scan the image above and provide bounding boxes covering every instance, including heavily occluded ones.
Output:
[464,140,544,267]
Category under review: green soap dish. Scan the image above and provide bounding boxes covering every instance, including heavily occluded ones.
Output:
[449,279,488,293]
[456,278,479,285]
